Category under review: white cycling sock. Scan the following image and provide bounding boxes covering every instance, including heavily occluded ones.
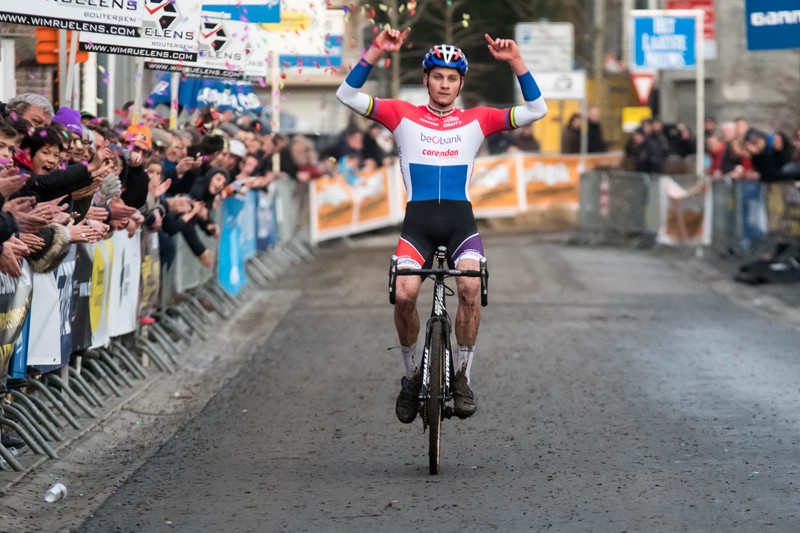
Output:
[401,344,417,378]
[456,344,474,383]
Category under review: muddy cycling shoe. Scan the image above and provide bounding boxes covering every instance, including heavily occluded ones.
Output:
[396,370,422,423]
[453,370,477,419]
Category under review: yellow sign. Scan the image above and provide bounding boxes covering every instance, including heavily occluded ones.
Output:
[259,11,313,32]
[90,242,112,333]
[622,106,652,133]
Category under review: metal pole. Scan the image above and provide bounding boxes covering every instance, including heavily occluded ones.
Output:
[106,54,116,124]
[82,52,98,116]
[72,57,81,111]
[579,95,588,171]
[64,31,78,108]
[58,30,67,106]
[132,58,145,125]
[694,9,704,178]
[270,49,281,172]
[592,0,606,82]
[622,0,634,71]
[170,71,180,129]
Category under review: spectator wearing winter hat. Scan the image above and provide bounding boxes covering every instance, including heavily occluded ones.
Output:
[52,107,83,138]
[52,107,94,166]
[222,138,246,177]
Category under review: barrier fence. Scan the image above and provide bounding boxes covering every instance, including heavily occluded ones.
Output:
[309,152,624,243]
[574,171,799,257]
[0,177,313,474]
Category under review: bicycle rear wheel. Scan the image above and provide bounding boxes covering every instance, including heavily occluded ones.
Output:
[428,320,444,475]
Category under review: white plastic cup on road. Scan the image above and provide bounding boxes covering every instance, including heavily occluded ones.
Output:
[44,483,68,503]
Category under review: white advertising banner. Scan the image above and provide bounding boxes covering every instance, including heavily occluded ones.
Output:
[26,273,61,366]
[0,0,143,37]
[107,231,142,338]
[146,16,248,79]
[531,71,586,101]
[245,29,270,80]
[81,0,203,62]
[514,22,574,73]
[657,176,712,246]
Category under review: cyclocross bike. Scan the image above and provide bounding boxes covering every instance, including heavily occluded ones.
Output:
[388,246,488,474]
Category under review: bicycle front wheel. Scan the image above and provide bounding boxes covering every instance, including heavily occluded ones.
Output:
[428,320,444,475]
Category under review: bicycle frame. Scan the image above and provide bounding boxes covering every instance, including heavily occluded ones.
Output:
[388,246,488,473]
[419,251,456,421]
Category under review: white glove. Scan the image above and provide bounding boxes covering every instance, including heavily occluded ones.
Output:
[101,173,122,199]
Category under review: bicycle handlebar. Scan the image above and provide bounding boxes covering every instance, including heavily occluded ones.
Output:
[395,268,483,277]
[388,255,488,307]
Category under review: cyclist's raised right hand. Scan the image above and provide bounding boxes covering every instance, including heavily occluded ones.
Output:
[373,28,411,53]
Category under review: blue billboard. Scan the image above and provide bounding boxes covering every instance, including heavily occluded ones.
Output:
[203,0,280,23]
[631,14,697,70]
[745,0,800,51]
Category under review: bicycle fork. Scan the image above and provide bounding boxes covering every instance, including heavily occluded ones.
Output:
[419,285,455,429]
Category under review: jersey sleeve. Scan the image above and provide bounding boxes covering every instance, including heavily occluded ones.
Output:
[475,107,516,137]
[335,58,406,131]
[508,72,548,128]
[474,72,548,137]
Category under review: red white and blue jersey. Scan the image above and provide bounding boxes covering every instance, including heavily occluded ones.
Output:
[363,99,513,202]
[337,58,547,203]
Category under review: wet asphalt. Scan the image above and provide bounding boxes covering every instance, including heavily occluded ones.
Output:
[79,233,800,532]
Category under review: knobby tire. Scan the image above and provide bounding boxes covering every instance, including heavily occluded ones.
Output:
[428,320,444,475]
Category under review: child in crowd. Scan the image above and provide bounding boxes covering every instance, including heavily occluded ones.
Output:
[0,120,18,170]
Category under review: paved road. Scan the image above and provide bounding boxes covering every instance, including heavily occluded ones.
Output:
[80,234,800,532]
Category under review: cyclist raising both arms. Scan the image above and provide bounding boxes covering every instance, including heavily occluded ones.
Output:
[336,28,547,422]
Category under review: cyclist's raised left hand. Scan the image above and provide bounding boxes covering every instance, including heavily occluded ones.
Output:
[484,34,522,63]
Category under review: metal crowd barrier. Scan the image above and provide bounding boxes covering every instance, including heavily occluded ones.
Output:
[575,171,799,261]
[573,169,659,247]
[0,177,315,475]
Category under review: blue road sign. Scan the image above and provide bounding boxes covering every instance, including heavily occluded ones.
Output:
[745,0,800,51]
[203,0,280,23]
[631,15,697,70]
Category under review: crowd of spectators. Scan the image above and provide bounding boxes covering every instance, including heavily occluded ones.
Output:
[0,93,297,279]
[621,114,800,181]
[0,88,435,283]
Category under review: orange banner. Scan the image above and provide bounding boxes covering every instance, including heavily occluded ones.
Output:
[523,155,581,208]
[312,168,396,242]
[315,175,356,234]
[523,153,622,209]
[469,155,520,216]
[355,167,392,224]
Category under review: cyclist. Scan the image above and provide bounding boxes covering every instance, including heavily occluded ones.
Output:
[336,28,547,422]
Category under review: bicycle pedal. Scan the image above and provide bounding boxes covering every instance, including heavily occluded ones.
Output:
[443,406,453,419]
